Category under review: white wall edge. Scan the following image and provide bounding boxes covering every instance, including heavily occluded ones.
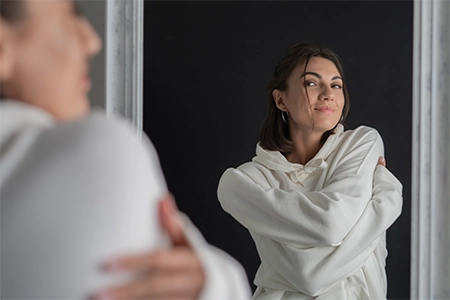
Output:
[105,0,144,140]
[411,0,450,299]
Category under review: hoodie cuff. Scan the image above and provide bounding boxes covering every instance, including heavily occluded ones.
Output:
[179,214,251,300]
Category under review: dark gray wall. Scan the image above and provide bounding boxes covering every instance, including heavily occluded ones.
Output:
[79,0,106,109]
[143,1,412,299]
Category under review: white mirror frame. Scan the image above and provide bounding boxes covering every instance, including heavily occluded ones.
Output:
[104,0,450,298]
[105,0,144,140]
[411,0,450,299]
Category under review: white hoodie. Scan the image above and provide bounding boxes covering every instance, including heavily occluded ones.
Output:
[218,124,403,300]
[0,100,250,299]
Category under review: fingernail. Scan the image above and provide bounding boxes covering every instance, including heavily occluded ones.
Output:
[102,259,122,272]
[378,156,385,163]
[168,197,181,220]
[91,291,114,300]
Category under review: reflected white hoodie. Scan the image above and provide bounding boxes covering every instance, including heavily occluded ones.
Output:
[218,124,403,300]
[1,100,251,299]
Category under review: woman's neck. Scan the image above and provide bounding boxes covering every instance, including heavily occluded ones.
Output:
[285,128,324,165]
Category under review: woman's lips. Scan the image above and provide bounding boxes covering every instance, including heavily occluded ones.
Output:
[82,75,92,91]
[314,106,336,113]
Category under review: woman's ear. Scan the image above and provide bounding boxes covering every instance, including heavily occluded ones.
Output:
[0,20,16,81]
[273,89,286,111]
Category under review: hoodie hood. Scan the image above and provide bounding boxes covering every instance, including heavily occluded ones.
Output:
[252,124,344,184]
[1,100,55,146]
[0,100,55,186]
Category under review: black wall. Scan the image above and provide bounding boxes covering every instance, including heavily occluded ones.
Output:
[143,1,412,299]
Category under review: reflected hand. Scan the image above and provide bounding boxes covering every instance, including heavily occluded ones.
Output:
[377,156,386,167]
[93,194,205,300]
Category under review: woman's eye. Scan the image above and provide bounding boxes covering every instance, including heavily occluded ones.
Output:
[305,81,316,87]
[332,84,342,89]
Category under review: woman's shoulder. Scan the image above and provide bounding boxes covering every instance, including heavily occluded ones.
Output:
[330,125,385,169]
[68,110,138,144]
[33,111,160,181]
[220,160,272,190]
[43,111,144,157]
[339,125,383,148]
[223,159,270,176]
[342,125,381,139]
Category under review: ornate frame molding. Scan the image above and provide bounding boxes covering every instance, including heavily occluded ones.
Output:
[105,0,144,140]
[411,0,450,299]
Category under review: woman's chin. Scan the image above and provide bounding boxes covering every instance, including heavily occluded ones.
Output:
[313,121,340,133]
[53,97,91,122]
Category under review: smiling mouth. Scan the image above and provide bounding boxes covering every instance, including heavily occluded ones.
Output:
[81,75,91,91]
[314,106,336,113]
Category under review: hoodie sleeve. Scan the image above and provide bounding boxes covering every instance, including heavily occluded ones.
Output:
[1,112,251,300]
[217,127,403,295]
[255,165,402,296]
[218,127,402,248]
[179,215,252,300]
[1,113,167,299]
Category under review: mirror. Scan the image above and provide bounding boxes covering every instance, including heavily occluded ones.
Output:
[143,1,412,298]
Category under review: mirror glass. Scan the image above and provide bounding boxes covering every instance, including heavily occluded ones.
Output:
[143,1,412,298]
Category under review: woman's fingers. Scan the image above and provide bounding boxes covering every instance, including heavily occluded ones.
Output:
[378,156,386,167]
[159,194,188,246]
[94,273,202,300]
[94,194,205,300]
[94,249,204,300]
[103,248,201,273]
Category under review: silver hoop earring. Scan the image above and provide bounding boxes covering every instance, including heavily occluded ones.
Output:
[281,110,288,124]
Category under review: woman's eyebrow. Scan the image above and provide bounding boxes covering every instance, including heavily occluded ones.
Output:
[300,72,342,81]
[300,71,321,79]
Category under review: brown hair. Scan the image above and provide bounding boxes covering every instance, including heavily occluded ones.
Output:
[259,42,350,153]
[0,0,24,23]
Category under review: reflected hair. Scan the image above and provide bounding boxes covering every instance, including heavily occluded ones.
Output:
[259,42,350,153]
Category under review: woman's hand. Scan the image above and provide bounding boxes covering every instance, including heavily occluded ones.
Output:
[378,156,386,167]
[93,194,205,300]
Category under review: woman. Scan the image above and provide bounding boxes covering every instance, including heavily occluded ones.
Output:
[218,42,403,299]
[0,1,250,299]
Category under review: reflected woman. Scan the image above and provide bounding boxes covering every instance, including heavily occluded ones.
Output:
[218,42,403,299]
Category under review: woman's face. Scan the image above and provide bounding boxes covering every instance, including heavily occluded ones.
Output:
[0,0,101,121]
[274,57,345,135]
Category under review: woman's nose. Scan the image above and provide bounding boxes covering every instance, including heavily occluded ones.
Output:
[319,86,334,101]
[81,17,102,57]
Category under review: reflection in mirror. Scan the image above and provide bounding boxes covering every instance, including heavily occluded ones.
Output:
[218,42,403,299]
[143,1,412,299]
